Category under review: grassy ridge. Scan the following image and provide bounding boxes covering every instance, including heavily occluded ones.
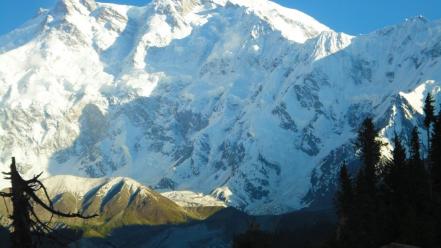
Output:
[0,183,223,238]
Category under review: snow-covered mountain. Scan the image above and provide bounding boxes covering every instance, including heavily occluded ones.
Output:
[0,0,440,214]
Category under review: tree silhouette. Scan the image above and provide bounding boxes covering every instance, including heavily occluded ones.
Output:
[336,162,353,220]
[332,120,439,247]
[352,117,384,248]
[423,93,435,156]
[0,157,97,248]
[335,161,354,247]
[431,110,441,199]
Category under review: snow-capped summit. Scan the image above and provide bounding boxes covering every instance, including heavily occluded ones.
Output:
[54,0,98,15]
[0,0,440,214]
[208,0,331,42]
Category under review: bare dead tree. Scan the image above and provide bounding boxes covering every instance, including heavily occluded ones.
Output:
[1,157,98,248]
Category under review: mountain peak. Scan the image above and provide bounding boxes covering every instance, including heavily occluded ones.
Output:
[226,0,331,42]
[151,0,206,16]
[404,15,428,23]
[147,0,329,42]
[1,0,441,215]
[53,0,97,16]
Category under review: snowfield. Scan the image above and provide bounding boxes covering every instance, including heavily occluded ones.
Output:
[0,0,440,214]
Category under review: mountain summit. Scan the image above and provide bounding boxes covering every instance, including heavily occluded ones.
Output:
[0,0,440,214]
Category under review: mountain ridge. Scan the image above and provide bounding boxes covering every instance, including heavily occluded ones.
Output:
[0,175,224,237]
[0,0,440,214]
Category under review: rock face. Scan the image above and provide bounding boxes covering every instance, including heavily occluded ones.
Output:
[0,0,440,214]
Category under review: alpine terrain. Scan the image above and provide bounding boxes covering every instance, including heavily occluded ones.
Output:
[0,0,440,214]
[0,175,224,237]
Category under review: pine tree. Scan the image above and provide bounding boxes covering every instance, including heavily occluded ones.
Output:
[431,113,441,211]
[355,117,383,172]
[405,127,432,246]
[424,93,436,155]
[354,118,382,197]
[431,111,441,198]
[330,117,441,247]
[385,133,407,194]
[335,162,354,248]
[382,133,408,244]
[410,127,422,164]
[431,110,441,245]
[352,117,383,248]
[354,118,383,200]
[336,162,353,223]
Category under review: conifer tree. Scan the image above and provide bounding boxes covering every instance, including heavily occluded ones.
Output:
[354,118,383,200]
[385,134,406,194]
[355,117,383,173]
[336,162,353,218]
[335,162,354,248]
[431,111,441,198]
[424,93,436,154]
[352,117,383,248]
[431,110,441,246]
[405,127,432,246]
[410,127,422,165]
[331,118,441,247]
[408,126,428,201]
[383,133,408,245]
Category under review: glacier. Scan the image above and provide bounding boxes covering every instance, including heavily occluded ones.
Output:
[0,0,440,214]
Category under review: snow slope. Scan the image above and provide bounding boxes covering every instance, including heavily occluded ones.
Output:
[0,0,441,214]
[162,191,226,207]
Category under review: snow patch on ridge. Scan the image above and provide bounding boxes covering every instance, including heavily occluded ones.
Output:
[161,191,227,207]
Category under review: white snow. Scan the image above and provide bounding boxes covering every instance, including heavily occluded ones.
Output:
[0,0,440,214]
[161,191,227,207]
[42,175,107,198]
[41,175,159,201]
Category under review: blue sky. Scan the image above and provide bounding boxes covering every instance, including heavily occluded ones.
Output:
[1,0,441,36]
